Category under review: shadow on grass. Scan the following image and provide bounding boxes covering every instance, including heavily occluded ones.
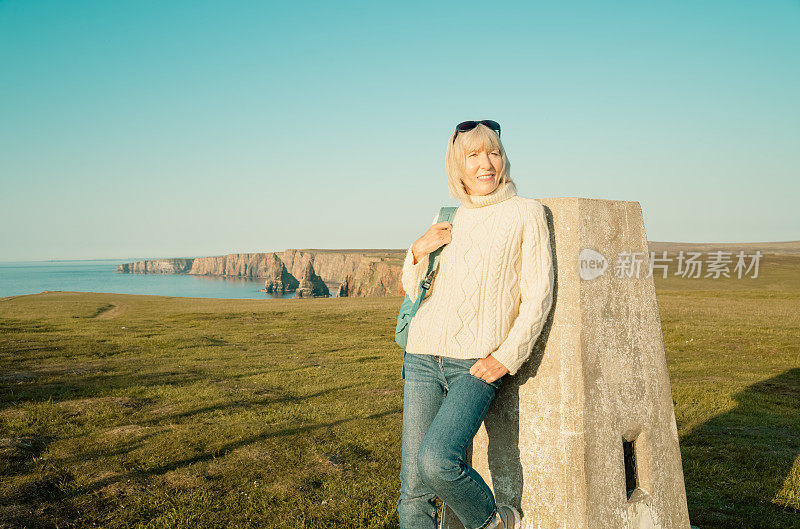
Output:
[78,407,401,495]
[2,360,395,527]
[679,368,800,528]
[137,382,362,426]
[52,384,362,466]
[0,367,210,412]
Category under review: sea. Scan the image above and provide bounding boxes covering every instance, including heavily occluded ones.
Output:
[0,260,340,300]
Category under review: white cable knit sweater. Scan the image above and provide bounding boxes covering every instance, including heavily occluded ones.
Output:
[400,181,554,376]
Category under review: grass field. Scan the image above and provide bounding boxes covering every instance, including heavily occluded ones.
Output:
[1,253,798,528]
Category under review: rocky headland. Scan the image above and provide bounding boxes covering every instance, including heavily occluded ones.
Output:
[116,249,406,298]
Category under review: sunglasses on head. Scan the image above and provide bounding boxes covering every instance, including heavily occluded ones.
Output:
[452,120,501,143]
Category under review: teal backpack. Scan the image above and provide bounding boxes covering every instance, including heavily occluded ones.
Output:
[395,206,458,350]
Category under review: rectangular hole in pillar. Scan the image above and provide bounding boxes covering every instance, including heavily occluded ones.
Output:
[623,437,638,500]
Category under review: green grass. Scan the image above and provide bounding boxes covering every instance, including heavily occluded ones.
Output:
[1,252,798,528]
[653,253,800,528]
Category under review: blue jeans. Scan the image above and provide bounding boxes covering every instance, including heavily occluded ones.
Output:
[398,351,505,529]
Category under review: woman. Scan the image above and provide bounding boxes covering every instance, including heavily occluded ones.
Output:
[397,120,554,529]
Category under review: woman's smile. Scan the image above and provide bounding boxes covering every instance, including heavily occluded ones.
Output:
[464,148,503,195]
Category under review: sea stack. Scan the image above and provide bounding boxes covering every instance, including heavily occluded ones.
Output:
[264,262,300,294]
[338,274,355,297]
[294,261,330,298]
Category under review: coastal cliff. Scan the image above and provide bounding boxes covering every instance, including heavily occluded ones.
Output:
[117,258,194,274]
[116,249,406,298]
[188,253,281,278]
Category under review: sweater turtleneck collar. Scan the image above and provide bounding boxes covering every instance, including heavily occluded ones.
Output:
[459,180,517,208]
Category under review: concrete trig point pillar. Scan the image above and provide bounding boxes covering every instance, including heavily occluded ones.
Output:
[443,198,691,529]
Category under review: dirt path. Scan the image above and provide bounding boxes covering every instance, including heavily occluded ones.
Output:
[95,303,125,319]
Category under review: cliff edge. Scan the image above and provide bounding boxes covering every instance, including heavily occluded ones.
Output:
[116,249,405,298]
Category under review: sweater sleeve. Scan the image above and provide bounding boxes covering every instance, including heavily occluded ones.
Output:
[401,213,439,301]
[491,200,554,376]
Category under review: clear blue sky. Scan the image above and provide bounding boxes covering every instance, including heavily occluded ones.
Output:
[1,0,798,261]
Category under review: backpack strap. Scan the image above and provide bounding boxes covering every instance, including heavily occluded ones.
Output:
[420,206,458,291]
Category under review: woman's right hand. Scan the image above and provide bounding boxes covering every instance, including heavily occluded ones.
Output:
[411,221,452,265]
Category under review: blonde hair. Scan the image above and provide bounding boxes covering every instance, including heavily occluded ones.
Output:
[445,123,515,202]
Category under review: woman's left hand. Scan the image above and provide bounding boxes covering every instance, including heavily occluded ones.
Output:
[470,354,509,384]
